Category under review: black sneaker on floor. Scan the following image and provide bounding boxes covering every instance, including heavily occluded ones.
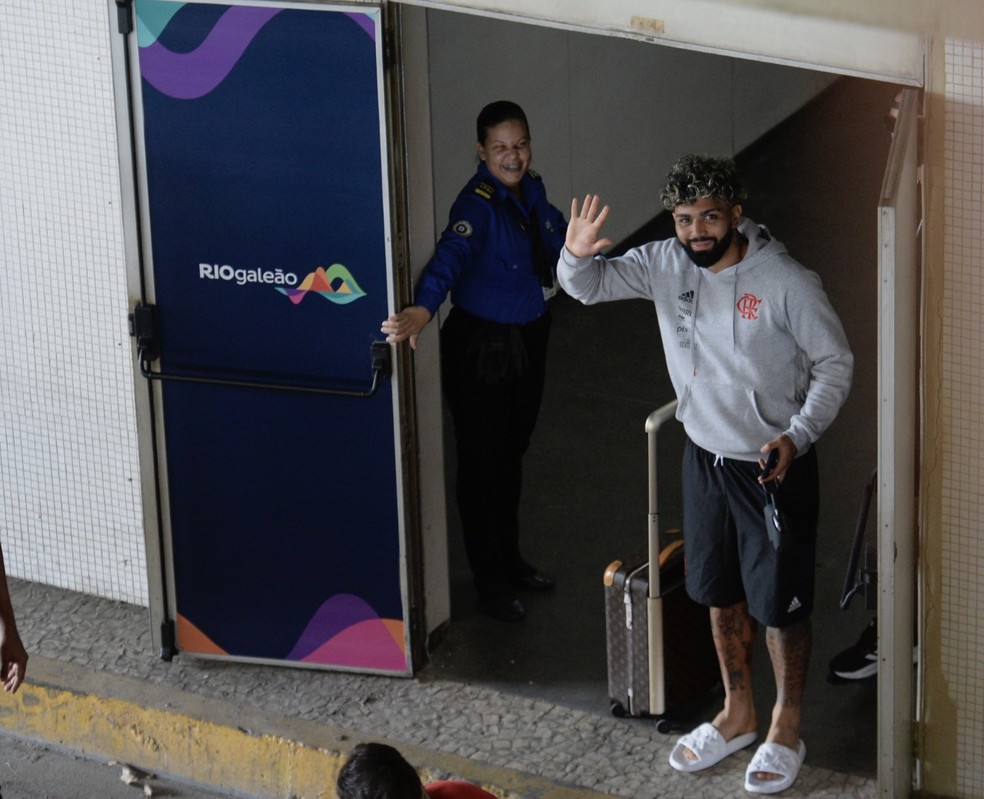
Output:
[828,618,878,682]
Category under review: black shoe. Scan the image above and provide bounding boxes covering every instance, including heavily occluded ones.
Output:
[510,571,556,591]
[828,618,878,682]
[479,595,527,622]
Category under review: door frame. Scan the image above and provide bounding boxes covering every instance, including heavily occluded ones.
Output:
[877,86,921,798]
[109,0,428,672]
[395,2,925,792]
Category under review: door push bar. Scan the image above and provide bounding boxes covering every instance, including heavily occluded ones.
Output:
[128,303,391,398]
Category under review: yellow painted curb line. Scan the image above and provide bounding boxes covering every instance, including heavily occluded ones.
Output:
[0,656,616,799]
[1,674,343,798]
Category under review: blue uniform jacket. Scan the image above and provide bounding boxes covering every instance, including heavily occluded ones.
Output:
[414,163,568,325]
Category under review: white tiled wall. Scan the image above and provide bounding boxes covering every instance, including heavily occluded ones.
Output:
[0,1,147,604]
[943,37,984,798]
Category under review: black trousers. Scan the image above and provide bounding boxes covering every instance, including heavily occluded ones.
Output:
[440,306,551,601]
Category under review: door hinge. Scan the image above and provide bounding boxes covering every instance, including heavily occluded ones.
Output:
[128,302,160,362]
[116,0,134,35]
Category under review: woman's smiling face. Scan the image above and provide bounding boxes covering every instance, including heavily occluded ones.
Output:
[477,118,531,194]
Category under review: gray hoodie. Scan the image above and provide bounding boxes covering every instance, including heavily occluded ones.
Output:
[557,218,853,461]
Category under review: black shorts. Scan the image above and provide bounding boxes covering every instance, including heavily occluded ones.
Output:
[682,439,819,628]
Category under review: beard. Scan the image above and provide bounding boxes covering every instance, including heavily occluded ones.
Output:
[679,226,735,268]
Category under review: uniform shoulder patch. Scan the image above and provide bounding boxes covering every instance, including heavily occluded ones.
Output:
[451,220,474,238]
[473,181,496,200]
[527,168,542,181]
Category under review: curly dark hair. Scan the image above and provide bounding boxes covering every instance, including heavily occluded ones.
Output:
[660,154,747,211]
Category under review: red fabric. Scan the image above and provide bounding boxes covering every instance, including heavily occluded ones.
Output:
[425,780,498,799]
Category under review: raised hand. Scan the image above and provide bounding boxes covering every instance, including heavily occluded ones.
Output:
[566,194,613,258]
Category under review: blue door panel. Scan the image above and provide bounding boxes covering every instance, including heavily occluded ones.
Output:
[135,0,408,673]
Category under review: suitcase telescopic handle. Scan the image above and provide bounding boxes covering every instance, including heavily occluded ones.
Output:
[645,399,678,716]
[645,399,678,600]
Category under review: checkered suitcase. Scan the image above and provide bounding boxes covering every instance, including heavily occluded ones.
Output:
[603,400,719,727]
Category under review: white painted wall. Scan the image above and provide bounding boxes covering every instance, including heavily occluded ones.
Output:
[0,1,147,605]
[426,10,837,249]
[403,0,924,85]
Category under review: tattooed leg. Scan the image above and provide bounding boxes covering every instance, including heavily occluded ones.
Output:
[678,603,758,763]
[765,618,811,745]
[748,618,812,782]
[710,603,758,736]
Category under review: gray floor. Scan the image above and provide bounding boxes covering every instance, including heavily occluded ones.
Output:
[0,735,242,799]
[423,76,899,780]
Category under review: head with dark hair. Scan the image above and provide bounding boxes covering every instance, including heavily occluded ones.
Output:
[475,101,533,197]
[661,155,748,268]
[659,154,747,212]
[476,100,529,145]
[336,743,424,799]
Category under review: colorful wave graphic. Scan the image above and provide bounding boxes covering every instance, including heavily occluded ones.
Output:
[177,614,228,656]
[277,264,367,305]
[136,1,376,100]
[136,0,184,45]
[177,592,406,672]
[287,594,406,671]
[138,3,281,100]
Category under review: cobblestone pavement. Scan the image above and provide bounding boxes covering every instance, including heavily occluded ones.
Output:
[6,579,875,799]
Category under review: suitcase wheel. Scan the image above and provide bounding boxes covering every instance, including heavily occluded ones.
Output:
[609,699,628,718]
[654,717,674,734]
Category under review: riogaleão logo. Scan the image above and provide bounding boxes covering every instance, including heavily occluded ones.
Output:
[198,262,367,305]
[277,264,367,305]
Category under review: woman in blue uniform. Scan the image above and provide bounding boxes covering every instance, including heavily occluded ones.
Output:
[381,100,567,622]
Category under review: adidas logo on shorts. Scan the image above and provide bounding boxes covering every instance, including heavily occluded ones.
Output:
[787,596,802,613]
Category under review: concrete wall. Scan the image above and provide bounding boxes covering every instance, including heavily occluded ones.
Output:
[426,11,837,246]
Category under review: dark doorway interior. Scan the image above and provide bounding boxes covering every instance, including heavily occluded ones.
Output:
[422,76,900,779]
